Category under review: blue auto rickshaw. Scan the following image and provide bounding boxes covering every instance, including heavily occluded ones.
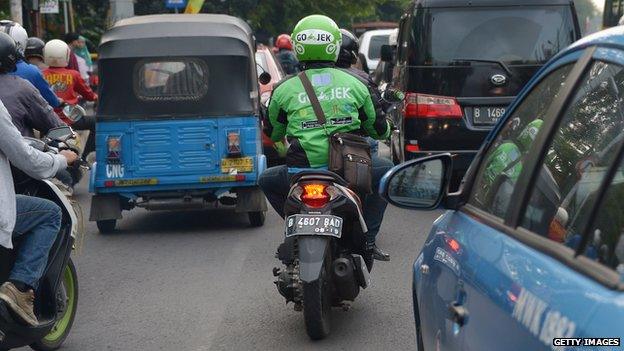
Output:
[89,14,268,233]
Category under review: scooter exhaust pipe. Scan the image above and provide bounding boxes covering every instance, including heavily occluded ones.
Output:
[332,257,359,301]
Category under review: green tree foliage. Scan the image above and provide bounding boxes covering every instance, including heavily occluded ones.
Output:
[574,0,600,21]
[81,0,410,44]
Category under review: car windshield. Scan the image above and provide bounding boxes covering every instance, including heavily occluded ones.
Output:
[368,34,389,60]
[422,6,575,65]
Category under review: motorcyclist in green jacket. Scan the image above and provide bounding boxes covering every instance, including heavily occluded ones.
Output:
[259,15,393,261]
[476,119,543,215]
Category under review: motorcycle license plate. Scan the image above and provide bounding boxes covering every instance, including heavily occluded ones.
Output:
[221,157,254,173]
[285,214,343,238]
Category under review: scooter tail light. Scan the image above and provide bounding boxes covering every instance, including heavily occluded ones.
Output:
[404,93,463,119]
[301,183,329,208]
[227,131,242,156]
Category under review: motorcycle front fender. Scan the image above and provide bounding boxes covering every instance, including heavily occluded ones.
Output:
[297,236,331,283]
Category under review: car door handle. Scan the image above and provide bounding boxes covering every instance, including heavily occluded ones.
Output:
[448,301,468,326]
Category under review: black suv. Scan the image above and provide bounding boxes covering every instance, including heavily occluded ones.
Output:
[389,0,581,187]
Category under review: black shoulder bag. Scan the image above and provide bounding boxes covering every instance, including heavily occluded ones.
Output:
[298,71,373,194]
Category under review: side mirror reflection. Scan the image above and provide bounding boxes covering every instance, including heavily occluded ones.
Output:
[385,158,446,209]
[62,104,86,122]
[46,126,74,142]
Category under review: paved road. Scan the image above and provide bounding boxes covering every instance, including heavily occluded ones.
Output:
[20,181,441,351]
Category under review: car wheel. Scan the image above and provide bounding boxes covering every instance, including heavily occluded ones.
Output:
[97,219,117,234]
[248,211,266,227]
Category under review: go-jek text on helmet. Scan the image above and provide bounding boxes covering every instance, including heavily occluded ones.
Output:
[275,34,293,51]
[44,39,70,68]
[336,28,359,68]
[0,20,28,56]
[0,32,19,73]
[25,37,45,59]
[291,15,341,62]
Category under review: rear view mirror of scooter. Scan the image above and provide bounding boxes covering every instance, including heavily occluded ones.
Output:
[62,104,86,123]
[45,126,75,143]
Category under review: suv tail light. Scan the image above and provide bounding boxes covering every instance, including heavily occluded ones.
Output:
[301,183,329,208]
[404,93,463,119]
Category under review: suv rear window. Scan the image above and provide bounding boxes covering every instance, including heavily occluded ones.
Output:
[419,6,576,65]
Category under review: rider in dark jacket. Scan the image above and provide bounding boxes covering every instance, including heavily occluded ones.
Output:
[335,29,384,157]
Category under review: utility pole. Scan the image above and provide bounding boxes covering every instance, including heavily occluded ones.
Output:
[9,0,23,24]
[109,0,134,26]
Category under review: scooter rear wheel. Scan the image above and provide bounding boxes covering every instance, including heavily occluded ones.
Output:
[30,259,78,351]
[302,256,331,340]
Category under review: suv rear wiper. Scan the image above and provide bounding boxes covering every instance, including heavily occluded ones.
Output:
[451,58,513,77]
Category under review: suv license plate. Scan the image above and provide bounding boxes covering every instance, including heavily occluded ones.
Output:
[472,106,506,125]
[285,214,343,238]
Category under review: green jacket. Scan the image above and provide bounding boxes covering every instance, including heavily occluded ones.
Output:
[267,66,389,168]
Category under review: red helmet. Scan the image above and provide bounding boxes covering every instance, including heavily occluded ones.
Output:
[275,34,292,50]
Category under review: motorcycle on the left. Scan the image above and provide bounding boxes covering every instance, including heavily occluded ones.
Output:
[0,125,81,351]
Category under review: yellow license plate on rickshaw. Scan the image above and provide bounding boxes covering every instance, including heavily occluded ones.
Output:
[221,157,254,173]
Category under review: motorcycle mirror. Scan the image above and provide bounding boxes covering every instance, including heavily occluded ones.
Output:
[46,126,74,142]
[259,72,272,85]
[62,104,86,122]
[382,88,405,103]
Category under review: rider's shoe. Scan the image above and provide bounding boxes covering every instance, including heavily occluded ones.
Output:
[368,243,391,261]
[0,282,38,326]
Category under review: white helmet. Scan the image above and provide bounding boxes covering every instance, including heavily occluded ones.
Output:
[44,39,70,68]
[0,20,28,56]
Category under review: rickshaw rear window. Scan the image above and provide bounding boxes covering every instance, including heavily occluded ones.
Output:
[136,59,209,101]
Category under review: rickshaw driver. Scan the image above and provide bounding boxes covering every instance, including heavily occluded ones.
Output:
[259,15,393,261]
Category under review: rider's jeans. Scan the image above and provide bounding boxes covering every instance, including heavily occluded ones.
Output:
[259,156,394,244]
[9,195,61,289]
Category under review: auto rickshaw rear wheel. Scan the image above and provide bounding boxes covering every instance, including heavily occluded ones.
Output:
[248,211,265,227]
[97,219,117,234]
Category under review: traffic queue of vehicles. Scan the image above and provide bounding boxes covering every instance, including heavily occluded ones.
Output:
[3,1,623,349]
[89,2,623,348]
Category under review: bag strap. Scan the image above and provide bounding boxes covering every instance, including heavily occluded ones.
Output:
[298,71,327,125]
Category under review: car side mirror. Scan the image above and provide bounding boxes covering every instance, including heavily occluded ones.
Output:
[380,45,394,62]
[259,72,272,85]
[380,154,453,210]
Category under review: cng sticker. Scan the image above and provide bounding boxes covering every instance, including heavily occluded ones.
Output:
[106,164,125,178]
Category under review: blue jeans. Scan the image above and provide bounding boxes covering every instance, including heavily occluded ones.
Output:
[10,195,62,289]
[259,156,393,244]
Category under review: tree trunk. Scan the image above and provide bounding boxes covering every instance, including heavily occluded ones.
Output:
[10,0,22,24]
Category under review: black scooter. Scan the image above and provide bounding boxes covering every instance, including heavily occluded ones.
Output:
[273,170,372,340]
[0,126,81,351]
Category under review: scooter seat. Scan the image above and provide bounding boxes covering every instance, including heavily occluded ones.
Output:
[289,169,349,187]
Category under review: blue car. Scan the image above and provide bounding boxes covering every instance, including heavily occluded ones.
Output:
[381,27,624,350]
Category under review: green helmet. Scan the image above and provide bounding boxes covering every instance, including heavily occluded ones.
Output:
[291,15,342,62]
[517,119,543,151]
